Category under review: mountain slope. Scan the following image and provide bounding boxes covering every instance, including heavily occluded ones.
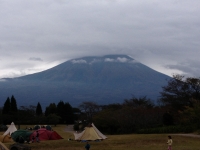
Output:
[0,55,171,107]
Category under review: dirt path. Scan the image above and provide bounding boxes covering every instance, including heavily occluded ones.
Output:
[173,134,200,138]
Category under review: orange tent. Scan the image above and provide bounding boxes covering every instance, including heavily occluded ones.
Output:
[0,134,13,143]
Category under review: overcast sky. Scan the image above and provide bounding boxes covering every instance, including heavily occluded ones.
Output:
[0,0,200,78]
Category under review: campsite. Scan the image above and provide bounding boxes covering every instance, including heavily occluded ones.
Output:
[1,124,200,150]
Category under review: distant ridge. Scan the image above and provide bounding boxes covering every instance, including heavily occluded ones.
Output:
[0,54,171,107]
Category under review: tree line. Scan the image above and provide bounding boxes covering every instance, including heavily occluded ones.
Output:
[75,74,200,134]
[1,74,200,134]
[0,97,78,126]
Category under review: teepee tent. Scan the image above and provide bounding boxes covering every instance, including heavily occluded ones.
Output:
[91,123,107,139]
[74,123,107,141]
[3,122,17,136]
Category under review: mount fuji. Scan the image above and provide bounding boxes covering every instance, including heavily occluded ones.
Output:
[0,55,171,108]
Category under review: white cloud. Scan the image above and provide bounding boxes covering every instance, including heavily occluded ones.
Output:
[117,57,129,63]
[90,59,101,64]
[71,59,87,64]
[104,57,133,63]
[0,60,61,78]
[105,58,115,62]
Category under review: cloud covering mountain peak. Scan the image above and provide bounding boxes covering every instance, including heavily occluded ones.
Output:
[70,55,137,65]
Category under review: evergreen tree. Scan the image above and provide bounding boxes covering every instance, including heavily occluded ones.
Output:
[2,97,11,114]
[56,101,74,124]
[46,114,61,126]
[10,95,18,112]
[65,102,74,124]
[45,103,57,116]
[57,101,65,123]
[36,102,43,116]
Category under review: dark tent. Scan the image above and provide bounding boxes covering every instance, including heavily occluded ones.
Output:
[11,130,33,142]
[33,125,41,130]
[45,125,52,131]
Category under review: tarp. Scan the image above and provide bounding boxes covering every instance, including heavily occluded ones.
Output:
[30,128,63,141]
[74,123,107,141]
[3,122,17,135]
[0,134,13,143]
[11,130,33,142]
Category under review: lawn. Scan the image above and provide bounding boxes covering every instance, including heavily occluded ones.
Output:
[2,125,200,150]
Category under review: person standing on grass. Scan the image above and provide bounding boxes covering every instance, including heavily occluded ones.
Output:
[36,130,40,142]
[167,135,172,150]
[85,142,90,150]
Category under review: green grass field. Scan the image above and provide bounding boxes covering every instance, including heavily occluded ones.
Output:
[2,125,200,150]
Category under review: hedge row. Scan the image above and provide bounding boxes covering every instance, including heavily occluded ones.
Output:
[137,125,196,134]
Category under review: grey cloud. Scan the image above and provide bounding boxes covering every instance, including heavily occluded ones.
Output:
[0,0,200,78]
[165,60,200,78]
[0,79,6,82]
[29,57,43,61]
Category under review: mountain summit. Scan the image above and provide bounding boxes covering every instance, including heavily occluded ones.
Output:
[0,55,171,107]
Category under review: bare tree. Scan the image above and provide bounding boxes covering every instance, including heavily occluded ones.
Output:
[79,101,99,121]
[160,74,200,109]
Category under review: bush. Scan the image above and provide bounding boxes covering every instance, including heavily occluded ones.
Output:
[73,124,79,131]
[0,124,7,131]
[137,125,196,134]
